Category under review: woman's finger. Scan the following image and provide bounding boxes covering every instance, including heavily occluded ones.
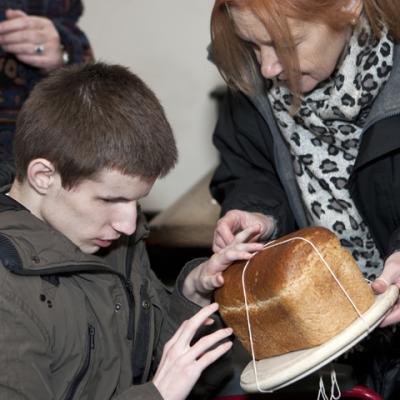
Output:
[380,301,400,327]
[216,222,236,247]
[213,231,228,253]
[372,252,400,295]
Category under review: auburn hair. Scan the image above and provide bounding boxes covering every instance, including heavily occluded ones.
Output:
[211,0,400,101]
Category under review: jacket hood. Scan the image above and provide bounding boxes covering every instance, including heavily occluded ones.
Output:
[352,43,400,170]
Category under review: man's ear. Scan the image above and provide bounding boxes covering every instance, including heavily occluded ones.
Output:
[27,159,57,194]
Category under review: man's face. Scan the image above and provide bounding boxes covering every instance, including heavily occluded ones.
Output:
[39,169,155,254]
[231,8,351,93]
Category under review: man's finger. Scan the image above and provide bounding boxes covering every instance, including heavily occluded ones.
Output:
[187,326,233,361]
[177,303,220,346]
[233,224,262,244]
[195,340,233,370]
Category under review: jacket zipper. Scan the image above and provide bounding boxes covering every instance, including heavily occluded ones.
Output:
[123,235,136,341]
[123,278,135,340]
[123,238,143,382]
[64,324,95,400]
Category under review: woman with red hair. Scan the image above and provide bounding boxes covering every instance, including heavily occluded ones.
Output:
[209,1,400,396]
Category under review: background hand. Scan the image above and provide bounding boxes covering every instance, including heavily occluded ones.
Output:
[0,9,63,71]
[372,252,400,327]
[213,209,275,252]
[153,303,233,400]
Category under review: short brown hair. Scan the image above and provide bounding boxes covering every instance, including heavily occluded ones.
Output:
[211,0,400,101]
[14,62,177,187]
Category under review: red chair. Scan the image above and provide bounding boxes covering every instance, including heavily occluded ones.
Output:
[214,386,383,400]
[341,385,383,400]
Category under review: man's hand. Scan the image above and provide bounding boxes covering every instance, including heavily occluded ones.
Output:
[372,251,400,327]
[153,303,233,400]
[0,9,63,71]
[213,210,275,253]
[184,225,265,306]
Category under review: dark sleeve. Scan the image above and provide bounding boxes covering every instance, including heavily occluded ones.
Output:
[387,228,400,258]
[349,114,400,259]
[48,0,94,64]
[210,89,296,236]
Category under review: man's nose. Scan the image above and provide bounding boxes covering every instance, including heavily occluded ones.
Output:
[111,202,137,236]
[259,46,283,79]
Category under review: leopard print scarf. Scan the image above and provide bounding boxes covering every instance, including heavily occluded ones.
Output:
[267,16,393,279]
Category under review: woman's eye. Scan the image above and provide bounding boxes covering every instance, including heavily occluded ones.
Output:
[243,40,259,52]
[250,43,260,52]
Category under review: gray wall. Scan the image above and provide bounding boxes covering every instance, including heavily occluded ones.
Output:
[80,0,223,211]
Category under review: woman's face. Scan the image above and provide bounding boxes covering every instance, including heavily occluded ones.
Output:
[231,8,352,93]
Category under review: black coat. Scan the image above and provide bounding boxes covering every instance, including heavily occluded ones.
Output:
[210,88,400,263]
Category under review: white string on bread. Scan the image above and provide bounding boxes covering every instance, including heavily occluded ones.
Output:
[241,236,370,396]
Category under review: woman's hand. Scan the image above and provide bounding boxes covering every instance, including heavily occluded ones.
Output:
[213,209,275,252]
[372,251,400,327]
[184,225,265,306]
[0,9,63,71]
[153,303,233,400]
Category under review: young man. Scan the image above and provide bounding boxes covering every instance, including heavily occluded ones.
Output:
[0,62,263,399]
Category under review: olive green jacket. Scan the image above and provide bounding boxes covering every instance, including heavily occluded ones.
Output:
[0,193,205,399]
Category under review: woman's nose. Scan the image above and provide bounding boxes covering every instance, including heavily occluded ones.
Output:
[259,46,283,79]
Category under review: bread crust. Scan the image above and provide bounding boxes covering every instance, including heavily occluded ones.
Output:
[214,227,375,359]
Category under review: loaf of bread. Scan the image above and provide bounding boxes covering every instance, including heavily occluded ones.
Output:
[214,226,374,359]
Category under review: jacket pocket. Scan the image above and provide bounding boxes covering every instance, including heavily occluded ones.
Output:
[64,324,95,400]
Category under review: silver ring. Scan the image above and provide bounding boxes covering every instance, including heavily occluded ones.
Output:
[34,44,45,55]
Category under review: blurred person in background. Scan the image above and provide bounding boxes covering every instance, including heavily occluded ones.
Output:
[0,0,93,186]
